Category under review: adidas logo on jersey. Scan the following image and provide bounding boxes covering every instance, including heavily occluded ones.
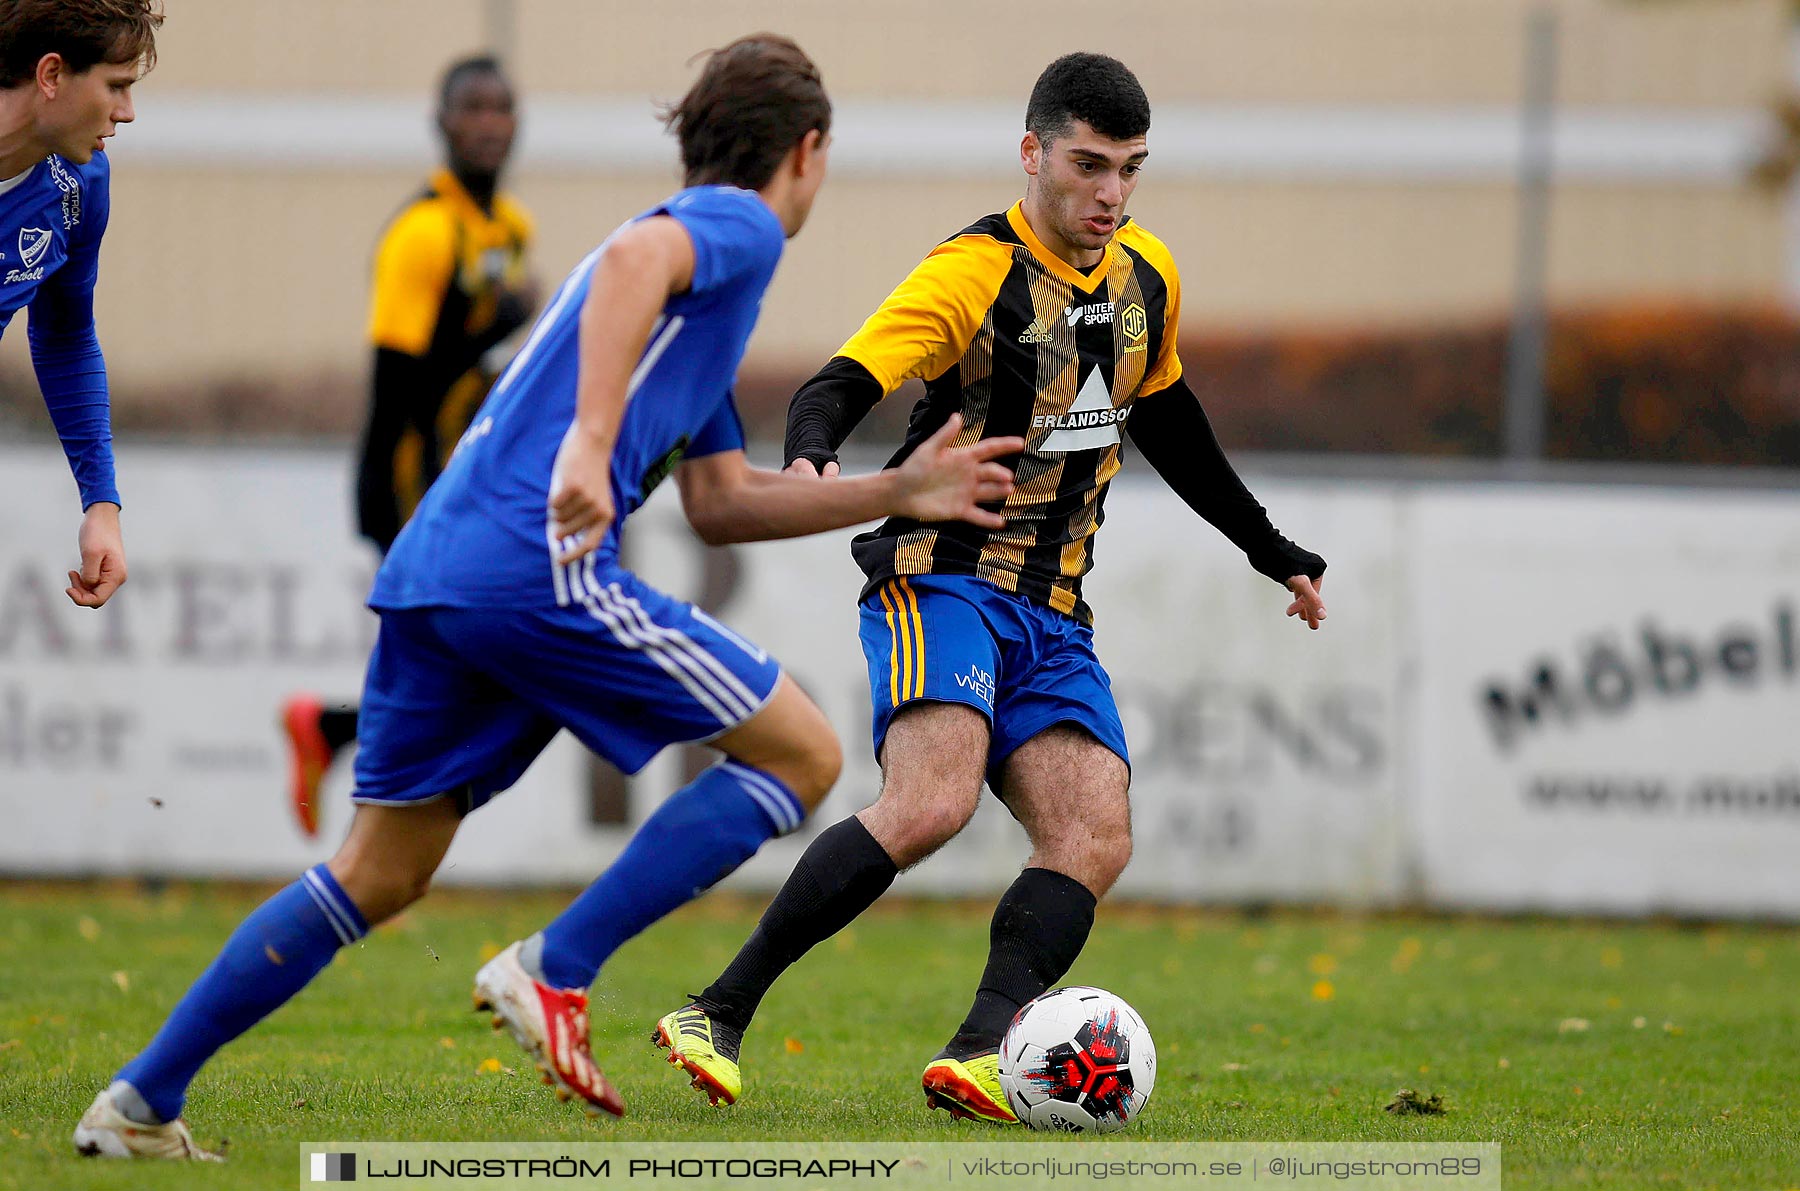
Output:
[1017,318,1055,344]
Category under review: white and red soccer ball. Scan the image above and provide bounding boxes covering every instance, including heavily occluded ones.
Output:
[997,986,1156,1133]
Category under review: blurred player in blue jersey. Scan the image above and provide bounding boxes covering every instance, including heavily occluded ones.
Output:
[0,0,163,609]
[75,35,1024,1160]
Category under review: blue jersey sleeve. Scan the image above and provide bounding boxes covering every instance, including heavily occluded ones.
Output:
[688,396,745,458]
[660,188,783,300]
[28,155,117,509]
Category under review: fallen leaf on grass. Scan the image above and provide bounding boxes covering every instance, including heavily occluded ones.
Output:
[784,1037,805,1054]
[438,1037,457,1050]
[110,971,130,993]
[1558,1018,1591,1034]
[1384,1088,1446,1115]
[77,917,101,942]
[1221,1062,1246,1072]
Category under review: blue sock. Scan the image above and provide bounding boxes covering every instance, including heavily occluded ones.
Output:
[116,865,368,1122]
[534,761,805,990]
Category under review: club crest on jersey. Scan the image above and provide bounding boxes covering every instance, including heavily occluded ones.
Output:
[1120,303,1147,341]
[18,227,51,269]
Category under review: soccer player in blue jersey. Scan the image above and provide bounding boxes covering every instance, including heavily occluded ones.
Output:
[74,35,1023,1160]
[0,0,162,610]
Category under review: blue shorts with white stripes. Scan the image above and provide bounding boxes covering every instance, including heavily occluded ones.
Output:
[352,564,782,810]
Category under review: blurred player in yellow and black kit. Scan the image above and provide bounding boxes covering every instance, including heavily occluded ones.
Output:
[655,54,1329,1122]
[281,55,535,837]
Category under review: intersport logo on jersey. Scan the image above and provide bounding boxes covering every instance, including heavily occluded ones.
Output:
[1065,301,1115,327]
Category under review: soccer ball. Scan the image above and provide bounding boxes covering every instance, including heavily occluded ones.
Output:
[997,986,1156,1133]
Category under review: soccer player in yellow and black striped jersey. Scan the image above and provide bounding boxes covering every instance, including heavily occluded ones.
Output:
[657,54,1329,1124]
[281,55,535,838]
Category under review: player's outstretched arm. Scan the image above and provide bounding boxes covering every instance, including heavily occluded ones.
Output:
[550,217,697,561]
[1127,377,1328,630]
[677,413,1020,546]
[30,201,126,609]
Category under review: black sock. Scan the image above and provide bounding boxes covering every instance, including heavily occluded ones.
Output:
[319,706,359,752]
[701,816,898,1031]
[948,867,1097,1055]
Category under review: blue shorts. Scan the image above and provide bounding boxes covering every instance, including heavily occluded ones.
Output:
[354,565,781,810]
[857,573,1128,791]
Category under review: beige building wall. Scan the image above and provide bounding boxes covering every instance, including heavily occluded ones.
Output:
[146,0,1783,107]
[1,0,1787,400]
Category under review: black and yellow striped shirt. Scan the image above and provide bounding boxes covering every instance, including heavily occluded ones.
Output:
[837,201,1183,624]
[360,168,533,541]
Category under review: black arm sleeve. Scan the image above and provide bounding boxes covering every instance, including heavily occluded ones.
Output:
[783,355,886,469]
[430,290,531,383]
[469,290,532,362]
[1126,377,1326,585]
[355,347,432,553]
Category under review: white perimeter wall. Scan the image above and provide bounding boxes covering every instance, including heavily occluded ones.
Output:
[2,446,1795,918]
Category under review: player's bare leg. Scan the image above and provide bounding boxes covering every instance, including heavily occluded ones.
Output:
[713,673,844,815]
[923,725,1130,1123]
[328,797,464,923]
[999,725,1132,898]
[858,702,990,867]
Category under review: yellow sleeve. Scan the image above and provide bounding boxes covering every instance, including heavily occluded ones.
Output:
[367,203,457,356]
[1124,226,1184,396]
[836,234,1015,396]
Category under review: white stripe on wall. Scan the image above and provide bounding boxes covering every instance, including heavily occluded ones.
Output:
[113,94,1767,184]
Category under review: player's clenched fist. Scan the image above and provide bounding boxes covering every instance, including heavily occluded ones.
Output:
[892,414,1022,530]
[66,503,127,609]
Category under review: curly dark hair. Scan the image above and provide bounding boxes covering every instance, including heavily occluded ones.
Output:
[1025,52,1150,147]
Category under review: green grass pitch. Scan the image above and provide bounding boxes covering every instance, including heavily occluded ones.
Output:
[1,882,1794,1190]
